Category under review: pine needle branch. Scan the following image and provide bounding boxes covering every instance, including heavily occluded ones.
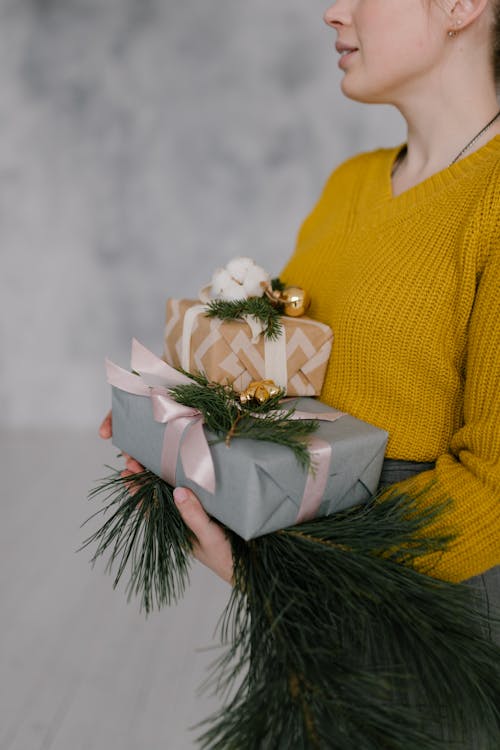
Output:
[204,296,284,340]
[196,488,500,749]
[81,469,192,614]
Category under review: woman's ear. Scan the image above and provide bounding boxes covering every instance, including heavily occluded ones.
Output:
[447,0,491,32]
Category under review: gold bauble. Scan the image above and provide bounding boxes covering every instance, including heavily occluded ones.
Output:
[282,287,310,317]
[239,379,281,404]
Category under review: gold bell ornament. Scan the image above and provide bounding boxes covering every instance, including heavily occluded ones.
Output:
[262,283,310,317]
[280,286,310,317]
[239,379,282,405]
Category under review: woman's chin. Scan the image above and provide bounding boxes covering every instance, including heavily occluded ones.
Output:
[340,77,388,105]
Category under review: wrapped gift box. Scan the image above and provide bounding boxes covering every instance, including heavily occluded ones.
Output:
[108,344,388,540]
[164,298,333,396]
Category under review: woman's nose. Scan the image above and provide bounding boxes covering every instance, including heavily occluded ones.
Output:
[323,2,349,28]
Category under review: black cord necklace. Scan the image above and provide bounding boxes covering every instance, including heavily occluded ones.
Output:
[392,109,500,176]
[449,109,500,164]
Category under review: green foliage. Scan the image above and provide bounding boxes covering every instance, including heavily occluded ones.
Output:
[80,469,192,614]
[205,296,284,340]
[198,489,500,749]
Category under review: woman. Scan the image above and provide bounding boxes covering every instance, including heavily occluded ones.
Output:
[101,0,500,742]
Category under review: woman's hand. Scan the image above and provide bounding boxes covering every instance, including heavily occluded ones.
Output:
[173,488,234,585]
[99,411,234,584]
[98,411,112,439]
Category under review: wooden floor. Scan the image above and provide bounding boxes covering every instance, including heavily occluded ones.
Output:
[0,430,231,750]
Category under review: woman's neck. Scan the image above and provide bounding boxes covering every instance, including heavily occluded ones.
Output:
[391,89,500,197]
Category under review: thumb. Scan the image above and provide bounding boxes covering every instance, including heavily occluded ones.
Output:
[173,487,211,538]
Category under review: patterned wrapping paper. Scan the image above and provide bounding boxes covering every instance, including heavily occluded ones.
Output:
[164,298,334,396]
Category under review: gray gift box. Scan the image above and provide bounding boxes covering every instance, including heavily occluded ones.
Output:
[111,387,388,540]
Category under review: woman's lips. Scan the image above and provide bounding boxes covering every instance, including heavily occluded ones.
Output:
[339,48,358,68]
[335,42,359,69]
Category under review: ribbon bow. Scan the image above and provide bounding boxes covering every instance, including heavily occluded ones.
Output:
[106,339,216,493]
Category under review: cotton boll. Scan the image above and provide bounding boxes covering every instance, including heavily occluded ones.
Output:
[218,278,247,301]
[210,267,245,300]
[210,268,232,297]
[242,264,270,297]
[210,257,270,300]
[226,257,255,284]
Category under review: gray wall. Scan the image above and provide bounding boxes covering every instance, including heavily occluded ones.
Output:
[0,0,405,428]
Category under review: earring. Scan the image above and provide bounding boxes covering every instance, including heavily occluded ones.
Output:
[448,18,462,37]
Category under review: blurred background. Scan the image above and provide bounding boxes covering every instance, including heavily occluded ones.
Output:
[0,0,404,747]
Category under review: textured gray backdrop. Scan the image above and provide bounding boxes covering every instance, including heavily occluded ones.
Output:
[0,0,405,428]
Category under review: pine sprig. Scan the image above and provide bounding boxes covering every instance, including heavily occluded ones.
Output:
[205,296,284,340]
[80,469,192,614]
[197,488,500,749]
[168,380,318,469]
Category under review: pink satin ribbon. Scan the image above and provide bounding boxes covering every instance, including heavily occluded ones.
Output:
[295,437,333,523]
[150,390,216,493]
[106,339,216,493]
[106,340,345,525]
[286,408,344,523]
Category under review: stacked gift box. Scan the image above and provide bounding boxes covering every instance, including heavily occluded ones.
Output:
[109,257,388,539]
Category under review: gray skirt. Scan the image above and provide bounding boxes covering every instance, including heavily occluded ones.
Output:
[379,459,500,747]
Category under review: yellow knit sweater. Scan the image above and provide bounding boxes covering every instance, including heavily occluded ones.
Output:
[281,137,500,583]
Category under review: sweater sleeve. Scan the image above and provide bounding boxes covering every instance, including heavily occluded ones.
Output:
[381,206,500,583]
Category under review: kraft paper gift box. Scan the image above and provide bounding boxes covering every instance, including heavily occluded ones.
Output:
[108,341,388,541]
[163,298,333,396]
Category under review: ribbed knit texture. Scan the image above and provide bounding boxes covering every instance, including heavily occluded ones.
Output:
[281,137,500,583]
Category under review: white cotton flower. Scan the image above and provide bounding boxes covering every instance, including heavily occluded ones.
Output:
[225,257,255,284]
[218,278,248,301]
[210,267,246,301]
[210,267,231,296]
[242,263,270,297]
[209,257,270,301]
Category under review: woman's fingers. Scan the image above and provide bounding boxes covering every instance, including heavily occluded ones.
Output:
[99,411,112,439]
[120,457,145,496]
[173,487,213,537]
[124,456,144,474]
[173,487,234,584]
